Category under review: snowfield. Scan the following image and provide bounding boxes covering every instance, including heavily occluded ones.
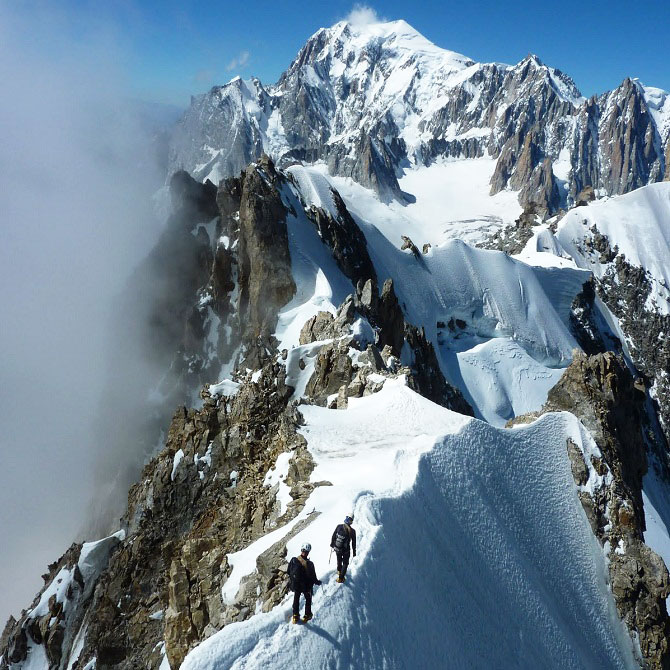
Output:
[183,381,638,670]
[313,158,522,249]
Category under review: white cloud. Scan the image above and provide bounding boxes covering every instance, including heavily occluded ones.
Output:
[226,50,250,72]
[345,5,383,26]
[0,1,165,627]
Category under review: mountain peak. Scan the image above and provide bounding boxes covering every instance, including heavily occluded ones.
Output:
[523,53,544,66]
[308,17,473,70]
[514,52,584,104]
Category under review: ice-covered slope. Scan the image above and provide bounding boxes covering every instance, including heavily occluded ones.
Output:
[182,382,637,670]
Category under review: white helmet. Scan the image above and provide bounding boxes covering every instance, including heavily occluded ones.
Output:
[301,542,312,553]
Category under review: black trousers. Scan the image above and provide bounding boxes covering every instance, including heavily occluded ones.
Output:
[336,550,350,577]
[292,589,312,616]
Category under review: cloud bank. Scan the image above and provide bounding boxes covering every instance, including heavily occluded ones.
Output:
[0,5,167,624]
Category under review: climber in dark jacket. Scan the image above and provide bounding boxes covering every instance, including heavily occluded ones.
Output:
[331,513,356,583]
[288,542,321,623]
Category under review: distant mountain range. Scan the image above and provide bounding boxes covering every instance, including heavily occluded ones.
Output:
[169,19,670,215]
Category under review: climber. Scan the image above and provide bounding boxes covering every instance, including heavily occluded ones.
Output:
[331,513,356,583]
[288,542,322,623]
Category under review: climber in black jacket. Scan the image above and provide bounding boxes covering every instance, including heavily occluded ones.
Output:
[331,513,356,583]
[288,542,321,623]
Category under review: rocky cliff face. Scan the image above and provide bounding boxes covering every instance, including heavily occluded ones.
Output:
[89,156,301,528]
[596,255,670,442]
[1,357,312,670]
[168,21,668,216]
[569,79,665,202]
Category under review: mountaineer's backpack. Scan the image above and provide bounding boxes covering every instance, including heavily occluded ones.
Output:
[333,524,351,552]
[288,556,306,591]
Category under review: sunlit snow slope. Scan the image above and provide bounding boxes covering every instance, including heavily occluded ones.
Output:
[183,382,637,670]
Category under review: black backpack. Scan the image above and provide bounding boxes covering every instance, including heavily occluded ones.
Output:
[288,556,305,591]
[334,525,351,551]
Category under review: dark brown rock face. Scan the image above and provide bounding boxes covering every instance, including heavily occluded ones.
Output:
[326,130,404,203]
[299,185,376,287]
[518,157,561,218]
[299,311,336,345]
[569,79,664,203]
[575,185,596,207]
[598,79,662,196]
[596,253,670,446]
[541,352,670,668]
[305,339,356,405]
[236,155,296,345]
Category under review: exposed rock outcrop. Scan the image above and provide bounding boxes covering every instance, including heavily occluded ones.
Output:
[236,155,296,353]
[0,360,320,670]
[480,204,543,255]
[596,255,670,443]
[299,185,376,287]
[300,278,473,416]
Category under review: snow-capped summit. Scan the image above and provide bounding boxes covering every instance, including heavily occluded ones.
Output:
[294,17,474,77]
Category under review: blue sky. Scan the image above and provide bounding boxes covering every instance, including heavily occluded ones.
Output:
[6,1,670,107]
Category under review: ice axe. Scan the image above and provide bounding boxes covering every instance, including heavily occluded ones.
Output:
[329,548,333,564]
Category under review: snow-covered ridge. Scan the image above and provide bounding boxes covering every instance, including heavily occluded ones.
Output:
[310,18,474,78]
[523,53,585,105]
[182,384,638,669]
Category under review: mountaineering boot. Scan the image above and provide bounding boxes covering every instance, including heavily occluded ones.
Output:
[336,573,345,583]
[302,613,313,623]
[291,614,300,624]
